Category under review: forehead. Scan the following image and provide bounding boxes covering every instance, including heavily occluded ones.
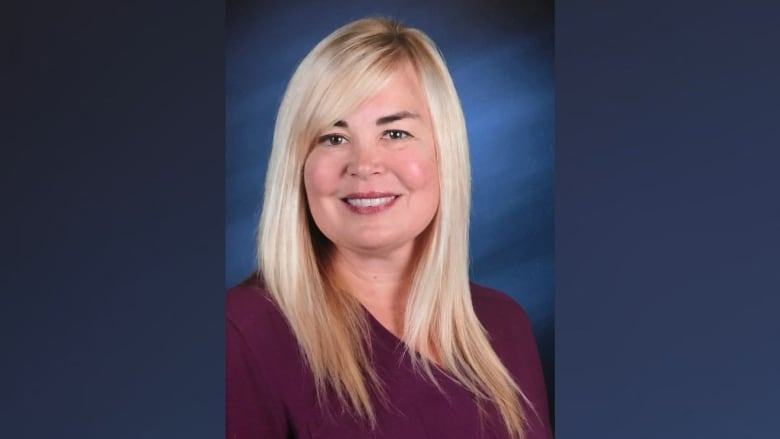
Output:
[342,62,430,121]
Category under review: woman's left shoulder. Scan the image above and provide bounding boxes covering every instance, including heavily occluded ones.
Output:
[469,282,532,335]
[470,283,553,438]
[468,282,541,367]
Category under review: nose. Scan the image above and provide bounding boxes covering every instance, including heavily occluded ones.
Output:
[346,138,384,178]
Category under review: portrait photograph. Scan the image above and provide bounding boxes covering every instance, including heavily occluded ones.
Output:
[225,1,554,437]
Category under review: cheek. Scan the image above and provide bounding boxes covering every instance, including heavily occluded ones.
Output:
[303,155,334,237]
[302,162,317,199]
[303,153,337,198]
[400,154,439,194]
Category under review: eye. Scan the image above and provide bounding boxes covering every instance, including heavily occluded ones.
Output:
[317,134,347,146]
[383,130,411,140]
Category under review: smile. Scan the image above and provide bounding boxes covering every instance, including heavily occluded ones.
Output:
[341,193,399,214]
[345,196,396,207]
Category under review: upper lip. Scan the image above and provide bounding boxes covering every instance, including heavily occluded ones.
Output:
[342,192,399,200]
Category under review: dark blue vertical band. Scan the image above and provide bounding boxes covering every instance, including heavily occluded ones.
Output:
[557,0,780,436]
[3,0,225,437]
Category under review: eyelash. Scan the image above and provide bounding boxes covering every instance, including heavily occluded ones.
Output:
[318,134,347,146]
[383,130,410,140]
[317,130,412,146]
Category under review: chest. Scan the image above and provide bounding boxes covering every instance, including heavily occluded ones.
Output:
[286,352,509,439]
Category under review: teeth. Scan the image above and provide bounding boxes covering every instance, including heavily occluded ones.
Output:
[346,196,395,207]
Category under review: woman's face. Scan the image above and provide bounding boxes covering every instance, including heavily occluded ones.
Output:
[303,62,440,260]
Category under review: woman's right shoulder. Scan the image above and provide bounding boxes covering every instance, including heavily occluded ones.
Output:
[225,275,293,349]
[226,275,311,434]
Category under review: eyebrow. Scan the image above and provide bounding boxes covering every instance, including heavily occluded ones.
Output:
[332,111,420,128]
[376,111,419,125]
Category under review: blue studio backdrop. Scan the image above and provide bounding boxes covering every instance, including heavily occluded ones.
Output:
[225,0,554,409]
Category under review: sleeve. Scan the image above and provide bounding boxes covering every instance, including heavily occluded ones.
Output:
[226,318,288,439]
[510,306,554,439]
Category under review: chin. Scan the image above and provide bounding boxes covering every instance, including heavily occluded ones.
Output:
[345,237,412,255]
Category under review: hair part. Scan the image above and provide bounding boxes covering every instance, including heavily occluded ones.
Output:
[257,17,535,438]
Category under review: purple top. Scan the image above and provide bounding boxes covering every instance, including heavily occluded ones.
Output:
[226,280,553,439]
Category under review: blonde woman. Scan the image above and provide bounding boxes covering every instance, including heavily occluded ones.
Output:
[226,17,552,439]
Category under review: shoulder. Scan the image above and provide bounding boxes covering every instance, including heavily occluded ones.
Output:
[470,283,553,436]
[226,275,309,397]
[469,282,538,375]
[226,276,281,328]
[225,276,299,365]
[469,282,532,336]
[226,278,312,436]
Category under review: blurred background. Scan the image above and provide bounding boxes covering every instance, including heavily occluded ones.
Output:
[226,0,554,418]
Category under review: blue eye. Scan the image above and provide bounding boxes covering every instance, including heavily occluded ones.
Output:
[384,130,410,140]
[318,134,347,146]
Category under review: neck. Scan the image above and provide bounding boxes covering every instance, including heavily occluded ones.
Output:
[330,246,416,337]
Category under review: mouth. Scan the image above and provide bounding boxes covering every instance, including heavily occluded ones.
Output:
[341,192,400,213]
[344,196,397,207]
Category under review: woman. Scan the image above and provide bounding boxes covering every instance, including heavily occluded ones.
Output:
[226,17,552,439]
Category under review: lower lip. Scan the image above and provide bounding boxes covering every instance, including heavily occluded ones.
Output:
[342,196,399,214]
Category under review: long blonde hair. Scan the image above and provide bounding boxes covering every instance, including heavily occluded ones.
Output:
[257,17,534,438]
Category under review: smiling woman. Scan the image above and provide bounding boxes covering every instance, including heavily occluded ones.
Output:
[226,18,553,439]
[304,62,440,268]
